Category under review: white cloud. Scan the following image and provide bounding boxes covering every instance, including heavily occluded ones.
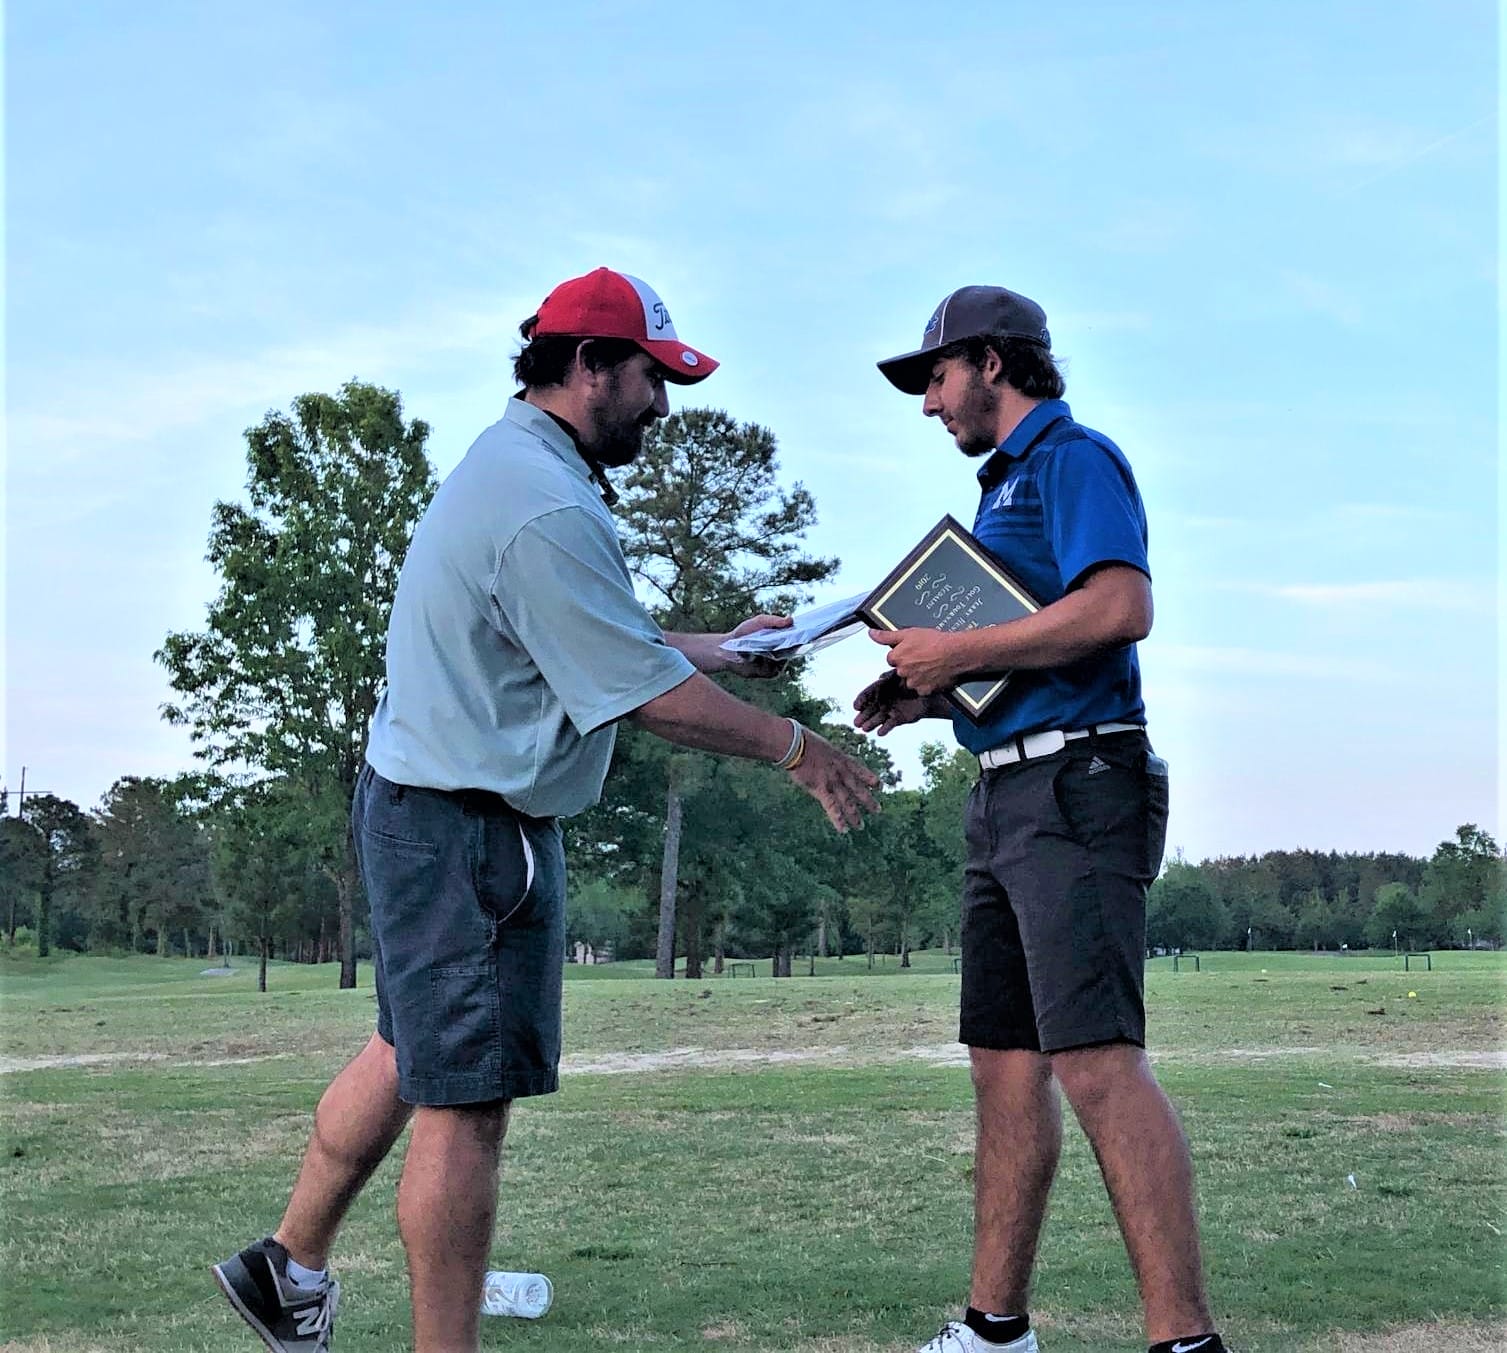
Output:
[9,296,528,463]
[1254,579,1495,613]
[1149,643,1398,683]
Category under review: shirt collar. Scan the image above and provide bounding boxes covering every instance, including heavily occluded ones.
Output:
[976,399,1072,491]
[505,395,619,506]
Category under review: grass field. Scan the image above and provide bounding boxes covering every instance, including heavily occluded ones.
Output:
[1,949,1503,1352]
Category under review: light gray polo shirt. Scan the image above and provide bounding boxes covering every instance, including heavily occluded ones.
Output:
[365,397,695,817]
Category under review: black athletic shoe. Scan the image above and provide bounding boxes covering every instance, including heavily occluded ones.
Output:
[212,1236,340,1352]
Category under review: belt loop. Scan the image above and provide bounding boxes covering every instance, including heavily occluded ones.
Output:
[1014,734,1027,762]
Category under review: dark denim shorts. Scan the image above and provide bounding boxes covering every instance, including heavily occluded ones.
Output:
[959,730,1169,1054]
[352,764,566,1106]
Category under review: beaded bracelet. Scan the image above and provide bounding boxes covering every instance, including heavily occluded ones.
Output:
[774,718,806,771]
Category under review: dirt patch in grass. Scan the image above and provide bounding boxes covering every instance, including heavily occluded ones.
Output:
[2,1041,1503,1080]
[1376,1050,1507,1069]
[0,1052,166,1074]
[1315,1320,1507,1352]
[0,1050,297,1075]
[1335,1110,1501,1133]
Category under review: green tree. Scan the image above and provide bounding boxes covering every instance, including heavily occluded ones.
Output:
[1,813,46,945]
[1451,887,1506,948]
[19,795,97,957]
[1147,862,1228,951]
[1294,887,1337,951]
[1366,882,1428,952]
[566,877,641,960]
[157,381,435,987]
[1247,891,1296,950]
[845,891,891,969]
[917,742,974,953]
[1419,824,1503,939]
[91,777,213,954]
[609,407,838,978]
[845,790,948,968]
[213,780,323,991]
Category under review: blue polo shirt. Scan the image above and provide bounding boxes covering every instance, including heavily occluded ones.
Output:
[953,399,1150,755]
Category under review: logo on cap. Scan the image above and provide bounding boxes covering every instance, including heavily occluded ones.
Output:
[681,352,699,367]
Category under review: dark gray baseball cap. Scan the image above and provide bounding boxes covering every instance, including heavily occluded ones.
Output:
[877,285,1052,395]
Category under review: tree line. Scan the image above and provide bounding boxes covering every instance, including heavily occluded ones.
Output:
[4,382,1502,981]
[1148,825,1505,955]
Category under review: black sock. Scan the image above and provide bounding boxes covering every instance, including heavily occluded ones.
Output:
[963,1308,1030,1345]
[1148,1336,1225,1353]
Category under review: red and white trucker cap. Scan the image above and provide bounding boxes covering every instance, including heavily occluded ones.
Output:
[531,267,718,384]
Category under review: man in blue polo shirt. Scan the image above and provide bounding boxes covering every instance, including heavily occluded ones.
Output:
[856,287,1227,1353]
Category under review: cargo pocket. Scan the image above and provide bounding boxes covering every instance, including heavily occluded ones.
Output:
[428,961,502,1075]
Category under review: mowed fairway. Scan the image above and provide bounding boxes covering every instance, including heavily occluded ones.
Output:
[1,951,1503,1352]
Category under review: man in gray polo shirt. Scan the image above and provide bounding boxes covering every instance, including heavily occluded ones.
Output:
[214,268,879,1353]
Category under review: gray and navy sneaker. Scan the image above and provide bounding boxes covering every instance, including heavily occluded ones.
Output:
[212,1236,340,1352]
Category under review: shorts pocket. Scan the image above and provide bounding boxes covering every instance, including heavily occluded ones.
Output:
[1143,752,1170,877]
[475,818,536,929]
[428,962,501,1074]
[358,828,443,936]
[362,826,439,858]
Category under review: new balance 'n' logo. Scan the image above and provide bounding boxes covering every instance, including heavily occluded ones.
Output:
[294,1304,330,1337]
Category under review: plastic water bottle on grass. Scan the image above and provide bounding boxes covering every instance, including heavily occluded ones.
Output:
[481,1270,553,1318]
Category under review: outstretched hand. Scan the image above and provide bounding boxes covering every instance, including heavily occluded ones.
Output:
[852,671,935,736]
[787,727,880,833]
[711,613,792,679]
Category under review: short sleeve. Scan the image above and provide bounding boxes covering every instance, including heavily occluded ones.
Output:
[1037,438,1150,591]
[493,507,695,735]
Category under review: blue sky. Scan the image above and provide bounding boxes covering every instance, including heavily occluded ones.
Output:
[4,1,1498,861]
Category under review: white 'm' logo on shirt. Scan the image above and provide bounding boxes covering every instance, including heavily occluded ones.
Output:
[993,478,1019,510]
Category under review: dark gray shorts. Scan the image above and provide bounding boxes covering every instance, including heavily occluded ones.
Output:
[959,730,1168,1054]
[353,764,566,1106]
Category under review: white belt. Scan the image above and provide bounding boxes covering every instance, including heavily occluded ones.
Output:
[978,722,1144,771]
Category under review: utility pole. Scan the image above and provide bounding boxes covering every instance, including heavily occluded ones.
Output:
[8,767,54,816]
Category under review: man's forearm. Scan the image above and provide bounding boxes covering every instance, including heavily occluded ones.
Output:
[872,567,1153,696]
[663,631,720,672]
[955,569,1151,675]
[630,672,790,761]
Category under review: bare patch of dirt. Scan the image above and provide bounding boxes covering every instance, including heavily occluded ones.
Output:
[562,1046,859,1075]
[1217,1046,1327,1059]
[4,1041,1502,1079]
[0,1052,165,1074]
[0,1050,295,1075]
[1377,1050,1507,1069]
[1314,1320,1507,1352]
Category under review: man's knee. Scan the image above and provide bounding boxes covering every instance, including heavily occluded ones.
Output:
[970,1046,1053,1102]
[1049,1040,1150,1109]
[414,1099,512,1152]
